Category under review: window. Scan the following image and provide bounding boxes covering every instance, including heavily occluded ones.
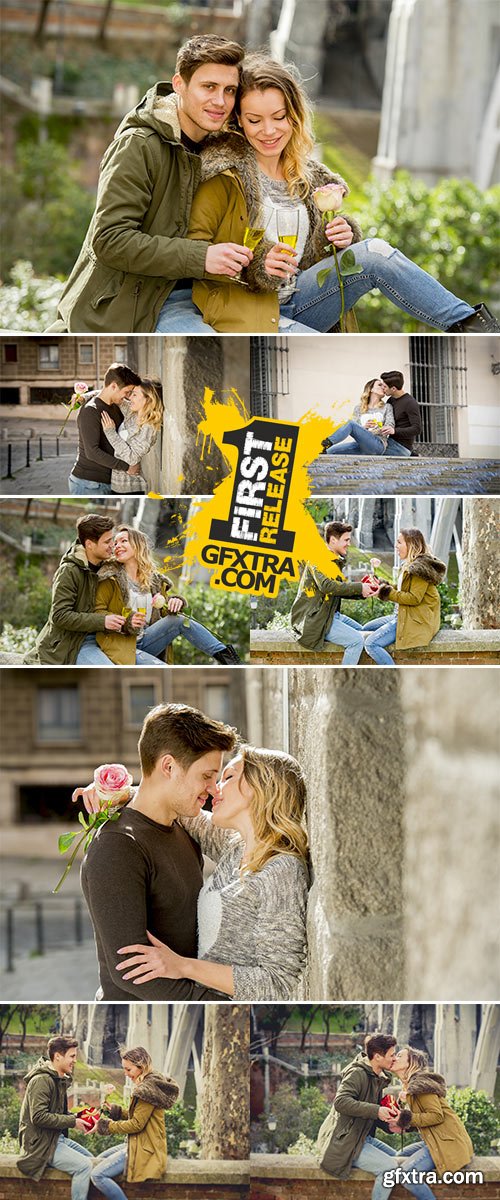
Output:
[38,344,60,370]
[204,683,230,723]
[37,686,81,741]
[114,344,127,363]
[4,343,18,363]
[78,343,95,364]
[128,684,157,727]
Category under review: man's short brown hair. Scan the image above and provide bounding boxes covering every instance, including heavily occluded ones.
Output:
[47,1036,79,1061]
[139,702,237,776]
[365,1034,397,1060]
[325,521,353,543]
[380,371,404,390]
[103,363,141,389]
[175,34,244,83]
[76,513,115,546]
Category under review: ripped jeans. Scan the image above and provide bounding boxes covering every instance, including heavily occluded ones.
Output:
[279,238,475,332]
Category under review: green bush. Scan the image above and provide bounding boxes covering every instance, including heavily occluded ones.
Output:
[171,583,250,663]
[351,173,500,332]
[0,1085,21,1137]
[0,261,63,333]
[260,1084,330,1153]
[447,1086,500,1155]
[0,562,52,632]
[1,140,95,279]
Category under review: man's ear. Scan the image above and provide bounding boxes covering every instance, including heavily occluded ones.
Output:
[171,72,183,96]
[159,753,176,778]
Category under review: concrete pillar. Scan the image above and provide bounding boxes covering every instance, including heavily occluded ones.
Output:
[461,498,500,628]
[434,1004,477,1087]
[471,1004,500,1097]
[287,669,405,999]
[400,669,500,999]
[164,1006,203,1101]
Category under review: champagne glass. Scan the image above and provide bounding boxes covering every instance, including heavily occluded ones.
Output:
[121,605,132,619]
[233,224,267,285]
[276,208,299,290]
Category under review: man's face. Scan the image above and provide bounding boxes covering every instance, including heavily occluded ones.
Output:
[117,385,135,402]
[173,63,239,140]
[379,1046,397,1071]
[55,1047,78,1076]
[328,531,351,556]
[90,530,115,562]
[165,749,224,818]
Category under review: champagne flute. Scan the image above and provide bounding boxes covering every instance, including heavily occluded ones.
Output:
[276,208,299,290]
[233,224,267,285]
[121,606,132,620]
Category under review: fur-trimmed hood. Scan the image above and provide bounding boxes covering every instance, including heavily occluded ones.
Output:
[197,129,363,288]
[115,83,182,145]
[405,1070,447,1098]
[404,553,446,585]
[96,559,172,603]
[132,1071,179,1110]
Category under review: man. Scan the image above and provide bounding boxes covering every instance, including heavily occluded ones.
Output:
[69,362,142,495]
[317,1034,401,1195]
[380,371,422,457]
[25,513,123,665]
[79,702,237,1000]
[49,35,253,333]
[17,1036,93,1198]
[291,521,379,665]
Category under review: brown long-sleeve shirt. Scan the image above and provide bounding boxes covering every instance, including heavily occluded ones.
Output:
[71,395,129,483]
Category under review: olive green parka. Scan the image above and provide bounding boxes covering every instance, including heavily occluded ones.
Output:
[316,1053,393,1180]
[17,1058,77,1181]
[291,556,364,650]
[24,542,108,664]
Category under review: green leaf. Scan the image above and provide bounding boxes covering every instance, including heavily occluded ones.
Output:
[78,812,89,830]
[58,832,78,855]
[339,250,363,276]
[316,267,332,289]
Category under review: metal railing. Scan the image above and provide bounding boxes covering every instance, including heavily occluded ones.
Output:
[1,896,92,972]
[250,337,290,417]
[409,335,468,445]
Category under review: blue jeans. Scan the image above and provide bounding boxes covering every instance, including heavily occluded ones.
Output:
[384,438,412,457]
[91,1143,128,1200]
[386,1142,437,1199]
[136,614,225,663]
[280,238,475,331]
[352,1135,398,1200]
[68,473,113,496]
[326,421,385,455]
[324,611,365,665]
[76,634,115,665]
[155,287,216,332]
[49,1134,94,1200]
[363,614,398,665]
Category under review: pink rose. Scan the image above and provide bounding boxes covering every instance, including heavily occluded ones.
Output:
[151,592,167,610]
[312,183,346,214]
[370,557,382,569]
[94,763,133,807]
[74,381,89,395]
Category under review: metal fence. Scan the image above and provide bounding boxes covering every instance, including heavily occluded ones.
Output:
[409,335,468,445]
[1,896,92,972]
[249,337,290,417]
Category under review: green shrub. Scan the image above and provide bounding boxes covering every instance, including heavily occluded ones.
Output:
[1,140,95,278]
[260,1083,330,1153]
[0,262,63,333]
[0,1085,21,1137]
[170,583,250,663]
[0,562,52,633]
[447,1086,500,1155]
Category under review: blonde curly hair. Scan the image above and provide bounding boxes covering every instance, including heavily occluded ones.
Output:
[238,744,309,877]
[115,525,159,591]
[237,56,315,199]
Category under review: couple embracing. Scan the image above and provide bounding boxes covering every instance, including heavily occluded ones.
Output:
[49,35,498,335]
[68,362,162,497]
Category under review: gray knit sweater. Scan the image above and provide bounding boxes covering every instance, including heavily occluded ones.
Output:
[181,811,309,1001]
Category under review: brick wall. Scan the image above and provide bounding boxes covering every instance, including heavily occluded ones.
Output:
[249,1156,500,1200]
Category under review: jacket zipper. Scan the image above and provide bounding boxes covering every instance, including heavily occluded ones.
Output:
[132,280,143,329]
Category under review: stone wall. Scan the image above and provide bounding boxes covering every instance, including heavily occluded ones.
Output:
[461,498,500,628]
[0,1158,249,1200]
[249,1155,500,1200]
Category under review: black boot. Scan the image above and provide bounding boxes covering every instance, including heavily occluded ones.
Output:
[320,437,332,454]
[447,304,500,332]
[212,644,241,664]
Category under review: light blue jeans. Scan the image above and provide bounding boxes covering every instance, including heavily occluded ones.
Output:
[280,239,475,332]
[384,438,412,458]
[384,1141,437,1199]
[68,473,113,495]
[352,1135,398,1199]
[91,1143,128,1200]
[76,615,226,665]
[49,1134,94,1200]
[155,287,217,332]
[325,421,386,455]
[363,614,398,665]
[324,611,365,665]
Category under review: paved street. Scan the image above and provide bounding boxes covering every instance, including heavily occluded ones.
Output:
[0,941,99,1001]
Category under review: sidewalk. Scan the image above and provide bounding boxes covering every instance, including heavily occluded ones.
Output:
[0,451,76,493]
[0,940,99,1000]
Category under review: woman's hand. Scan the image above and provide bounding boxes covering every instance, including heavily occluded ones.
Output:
[116,931,185,984]
[324,216,354,249]
[166,597,184,614]
[265,244,298,279]
[72,784,101,814]
[130,612,146,629]
[101,412,116,432]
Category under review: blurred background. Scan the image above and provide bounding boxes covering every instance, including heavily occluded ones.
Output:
[1,0,498,331]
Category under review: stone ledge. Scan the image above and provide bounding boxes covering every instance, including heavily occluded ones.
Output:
[249,1154,500,1198]
[0,1157,248,1183]
[250,627,500,665]
[250,1153,499,1180]
[308,456,500,496]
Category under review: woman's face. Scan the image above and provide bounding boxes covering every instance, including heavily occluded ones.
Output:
[128,386,146,414]
[370,379,387,400]
[396,532,408,559]
[239,87,293,158]
[122,1059,142,1081]
[114,530,136,565]
[211,755,254,828]
[392,1048,409,1076]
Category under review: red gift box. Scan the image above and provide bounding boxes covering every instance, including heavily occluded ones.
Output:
[361,574,379,594]
[76,1106,100,1131]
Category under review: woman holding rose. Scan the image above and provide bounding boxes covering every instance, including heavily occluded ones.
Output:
[91,525,239,665]
[156,55,496,335]
[322,378,395,455]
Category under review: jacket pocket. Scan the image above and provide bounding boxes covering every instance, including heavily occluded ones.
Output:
[90,269,125,310]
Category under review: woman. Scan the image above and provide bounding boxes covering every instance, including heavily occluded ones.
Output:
[363,529,446,665]
[389,1045,474,1200]
[323,379,395,455]
[78,746,309,1001]
[91,1046,179,1200]
[101,378,163,494]
[156,55,493,335]
[91,525,240,665]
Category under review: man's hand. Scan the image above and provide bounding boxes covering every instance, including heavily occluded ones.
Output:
[127,464,140,476]
[361,582,378,598]
[324,216,354,249]
[381,426,395,436]
[265,244,298,279]
[205,243,253,277]
[104,614,126,631]
[166,597,184,614]
[74,1118,89,1133]
[377,1106,392,1123]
